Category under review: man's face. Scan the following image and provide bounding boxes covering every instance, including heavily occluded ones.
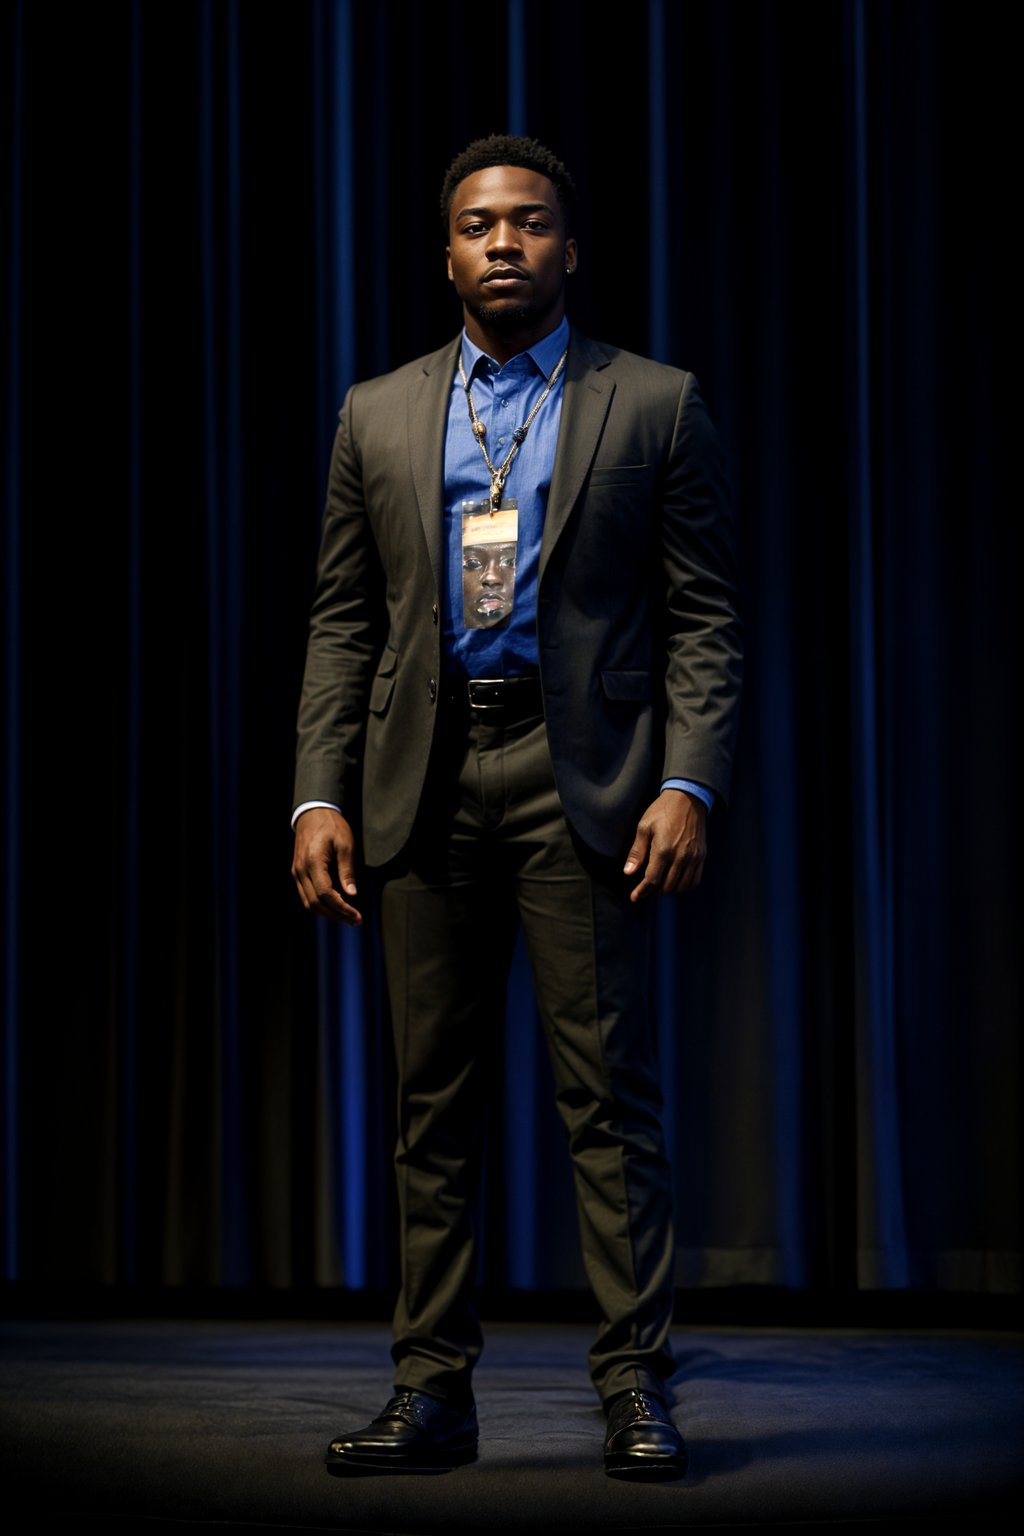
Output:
[463,541,516,627]
[446,165,576,338]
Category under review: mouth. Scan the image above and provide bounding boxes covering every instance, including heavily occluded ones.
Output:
[482,266,529,289]
[476,595,508,617]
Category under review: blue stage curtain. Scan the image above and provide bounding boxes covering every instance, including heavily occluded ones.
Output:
[1,0,1017,1295]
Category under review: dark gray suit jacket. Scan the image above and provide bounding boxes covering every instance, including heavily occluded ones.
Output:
[294,328,742,866]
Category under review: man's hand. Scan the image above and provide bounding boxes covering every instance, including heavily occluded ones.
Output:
[623,789,707,902]
[291,807,363,926]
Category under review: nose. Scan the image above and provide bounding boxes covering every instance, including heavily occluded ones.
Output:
[486,218,523,256]
[481,560,503,585]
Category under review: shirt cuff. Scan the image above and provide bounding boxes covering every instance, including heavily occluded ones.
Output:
[291,799,342,830]
[660,779,714,814]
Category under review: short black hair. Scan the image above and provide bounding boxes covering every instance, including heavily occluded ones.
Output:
[440,134,578,236]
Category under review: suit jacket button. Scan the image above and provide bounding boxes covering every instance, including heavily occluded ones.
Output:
[431,603,438,625]
[428,678,437,702]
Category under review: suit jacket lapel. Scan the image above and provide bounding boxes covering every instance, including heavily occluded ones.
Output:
[408,335,460,595]
[540,329,615,580]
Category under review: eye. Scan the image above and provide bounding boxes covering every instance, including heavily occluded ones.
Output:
[461,222,487,236]
[522,219,548,232]
[463,556,483,571]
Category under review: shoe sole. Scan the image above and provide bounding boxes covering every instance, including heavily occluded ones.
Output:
[326,1442,478,1474]
[605,1454,687,1481]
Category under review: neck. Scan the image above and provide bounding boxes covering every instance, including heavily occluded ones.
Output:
[462,308,566,367]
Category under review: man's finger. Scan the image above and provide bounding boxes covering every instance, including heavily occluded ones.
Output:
[623,823,653,875]
[300,862,362,923]
[662,848,702,895]
[336,854,358,898]
[630,846,669,901]
[675,850,706,893]
[311,882,363,925]
[292,854,362,925]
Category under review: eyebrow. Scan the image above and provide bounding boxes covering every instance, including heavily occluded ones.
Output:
[455,201,555,221]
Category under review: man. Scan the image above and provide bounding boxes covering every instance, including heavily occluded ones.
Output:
[292,134,742,1479]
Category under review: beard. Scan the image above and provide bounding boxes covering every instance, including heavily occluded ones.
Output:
[464,298,536,333]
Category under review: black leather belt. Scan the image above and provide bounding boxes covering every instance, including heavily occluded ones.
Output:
[443,674,544,722]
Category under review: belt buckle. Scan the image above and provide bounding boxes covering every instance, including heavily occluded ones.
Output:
[466,677,507,711]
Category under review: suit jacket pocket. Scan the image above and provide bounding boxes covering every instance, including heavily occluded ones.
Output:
[587,463,655,490]
[600,669,652,702]
[369,645,398,715]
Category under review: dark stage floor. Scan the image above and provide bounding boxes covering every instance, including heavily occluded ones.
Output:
[1,1317,1021,1531]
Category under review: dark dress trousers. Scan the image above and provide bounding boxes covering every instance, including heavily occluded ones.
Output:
[295,328,742,1404]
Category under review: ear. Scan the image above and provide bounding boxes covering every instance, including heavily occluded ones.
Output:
[564,236,578,275]
[446,247,453,282]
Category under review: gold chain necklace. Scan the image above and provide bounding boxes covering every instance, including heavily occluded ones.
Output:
[458,345,569,511]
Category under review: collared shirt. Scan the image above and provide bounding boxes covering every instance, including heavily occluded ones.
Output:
[441,317,569,677]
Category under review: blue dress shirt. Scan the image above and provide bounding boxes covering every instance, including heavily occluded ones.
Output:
[442,318,569,677]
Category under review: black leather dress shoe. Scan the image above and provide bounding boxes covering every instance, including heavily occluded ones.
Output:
[325,1389,478,1472]
[603,1389,688,1480]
